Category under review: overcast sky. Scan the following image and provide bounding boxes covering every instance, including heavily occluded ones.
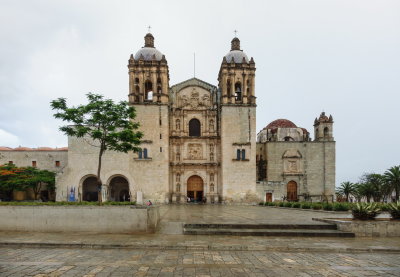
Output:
[0,0,399,185]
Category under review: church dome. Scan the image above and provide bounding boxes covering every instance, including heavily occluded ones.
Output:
[224,37,249,63]
[265,119,297,129]
[134,33,164,61]
[0,146,12,151]
[225,50,249,63]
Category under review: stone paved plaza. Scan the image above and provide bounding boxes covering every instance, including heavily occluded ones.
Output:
[1,247,400,277]
[1,205,399,276]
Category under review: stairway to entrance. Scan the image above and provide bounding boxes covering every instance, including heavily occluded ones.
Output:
[183,223,355,237]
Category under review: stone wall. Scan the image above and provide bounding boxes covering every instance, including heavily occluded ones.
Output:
[0,205,159,233]
[256,141,335,202]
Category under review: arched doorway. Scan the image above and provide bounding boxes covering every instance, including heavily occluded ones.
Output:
[287,181,298,201]
[187,175,203,202]
[109,176,130,201]
[82,176,98,202]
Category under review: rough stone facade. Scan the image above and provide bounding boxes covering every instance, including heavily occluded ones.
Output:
[1,33,335,204]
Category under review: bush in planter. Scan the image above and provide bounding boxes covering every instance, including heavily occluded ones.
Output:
[259,202,264,206]
[387,202,400,220]
[312,203,323,210]
[333,202,350,211]
[301,202,311,209]
[283,202,293,207]
[322,203,333,211]
[352,203,381,220]
[291,202,301,208]
[278,202,285,207]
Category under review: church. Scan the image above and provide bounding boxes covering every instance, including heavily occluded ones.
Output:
[0,33,335,204]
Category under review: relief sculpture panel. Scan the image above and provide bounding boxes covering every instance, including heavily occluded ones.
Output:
[187,143,203,160]
[177,87,212,109]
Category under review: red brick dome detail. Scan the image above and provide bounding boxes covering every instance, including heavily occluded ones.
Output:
[0,146,12,151]
[14,147,33,151]
[265,119,297,129]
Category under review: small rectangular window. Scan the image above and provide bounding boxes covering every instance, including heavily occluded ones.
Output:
[144,148,148,159]
[32,161,37,167]
[241,149,246,160]
[236,150,241,160]
[160,147,162,152]
[138,149,143,159]
[160,134,162,139]
[159,119,162,126]
[55,161,60,167]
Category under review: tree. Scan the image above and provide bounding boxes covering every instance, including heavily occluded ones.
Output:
[0,163,24,199]
[360,173,385,202]
[51,93,143,203]
[352,183,364,203]
[22,167,55,200]
[336,181,354,202]
[357,182,375,203]
[384,165,400,201]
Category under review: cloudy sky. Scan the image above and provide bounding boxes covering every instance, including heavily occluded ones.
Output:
[0,0,399,184]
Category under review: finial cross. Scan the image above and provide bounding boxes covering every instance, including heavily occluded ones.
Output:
[147,25,152,33]
[234,29,238,37]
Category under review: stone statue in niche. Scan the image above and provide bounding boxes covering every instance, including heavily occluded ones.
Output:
[180,95,189,107]
[202,94,210,107]
[176,119,180,130]
[176,173,180,182]
[209,120,214,131]
[210,173,214,182]
[176,183,180,192]
[210,152,214,161]
[176,151,180,161]
[210,183,214,192]
[187,143,202,160]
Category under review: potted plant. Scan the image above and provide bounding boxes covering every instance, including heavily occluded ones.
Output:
[352,203,381,220]
[387,202,400,220]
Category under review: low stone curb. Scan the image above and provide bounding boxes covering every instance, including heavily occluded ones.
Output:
[261,206,351,214]
[1,241,399,253]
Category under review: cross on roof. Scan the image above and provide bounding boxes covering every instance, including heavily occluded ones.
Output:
[147,25,152,33]
[234,29,238,37]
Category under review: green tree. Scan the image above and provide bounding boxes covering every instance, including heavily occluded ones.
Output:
[352,183,364,203]
[357,182,375,203]
[51,93,143,203]
[336,181,354,202]
[22,167,55,200]
[360,173,385,202]
[384,165,400,201]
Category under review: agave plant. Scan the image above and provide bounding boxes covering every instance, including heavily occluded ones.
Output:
[388,202,400,220]
[352,203,381,220]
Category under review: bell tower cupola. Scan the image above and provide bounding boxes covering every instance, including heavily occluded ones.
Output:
[128,33,169,104]
[218,36,256,105]
[314,112,334,141]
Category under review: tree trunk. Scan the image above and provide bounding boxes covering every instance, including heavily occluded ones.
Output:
[97,147,104,204]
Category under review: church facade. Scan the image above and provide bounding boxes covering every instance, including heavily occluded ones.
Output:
[0,33,335,204]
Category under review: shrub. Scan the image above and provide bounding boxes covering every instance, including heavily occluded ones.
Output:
[267,202,276,206]
[387,202,400,220]
[312,203,323,210]
[278,202,285,207]
[322,203,333,211]
[291,202,301,208]
[283,202,293,208]
[352,203,381,220]
[259,202,264,206]
[333,202,350,211]
[300,202,311,209]
[0,201,136,206]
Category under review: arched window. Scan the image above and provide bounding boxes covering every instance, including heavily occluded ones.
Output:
[189,119,201,137]
[235,82,242,101]
[323,127,329,138]
[143,148,148,159]
[145,81,153,100]
[284,136,294,141]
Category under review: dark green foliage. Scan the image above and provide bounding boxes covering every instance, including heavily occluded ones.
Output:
[301,202,311,209]
[336,182,354,202]
[291,202,301,208]
[323,203,333,211]
[283,202,293,207]
[384,166,400,201]
[352,203,381,220]
[387,202,400,220]
[332,202,350,211]
[312,203,323,210]
[278,202,285,207]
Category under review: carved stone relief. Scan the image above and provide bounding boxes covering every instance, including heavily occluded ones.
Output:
[187,143,203,160]
[177,87,212,109]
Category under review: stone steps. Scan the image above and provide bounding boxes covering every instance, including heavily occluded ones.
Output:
[183,223,355,237]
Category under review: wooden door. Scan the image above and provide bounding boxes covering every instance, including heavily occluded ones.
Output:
[287,181,298,201]
[187,175,204,202]
[266,193,272,202]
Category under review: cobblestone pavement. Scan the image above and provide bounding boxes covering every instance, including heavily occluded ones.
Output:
[1,247,399,277]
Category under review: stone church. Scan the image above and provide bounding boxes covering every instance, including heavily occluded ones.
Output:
[0,33,335,204]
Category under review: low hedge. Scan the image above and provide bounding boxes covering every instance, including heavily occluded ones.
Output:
[0,201,136,206]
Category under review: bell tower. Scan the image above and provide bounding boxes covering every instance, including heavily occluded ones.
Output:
[218,37,256,105]
[314,112,334,141]
[128,33,169,104]
[218,36,258,203]
[127,32,170,203]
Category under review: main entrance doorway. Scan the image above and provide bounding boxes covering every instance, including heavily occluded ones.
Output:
[187,175,204,202]
[287,181,298,201]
